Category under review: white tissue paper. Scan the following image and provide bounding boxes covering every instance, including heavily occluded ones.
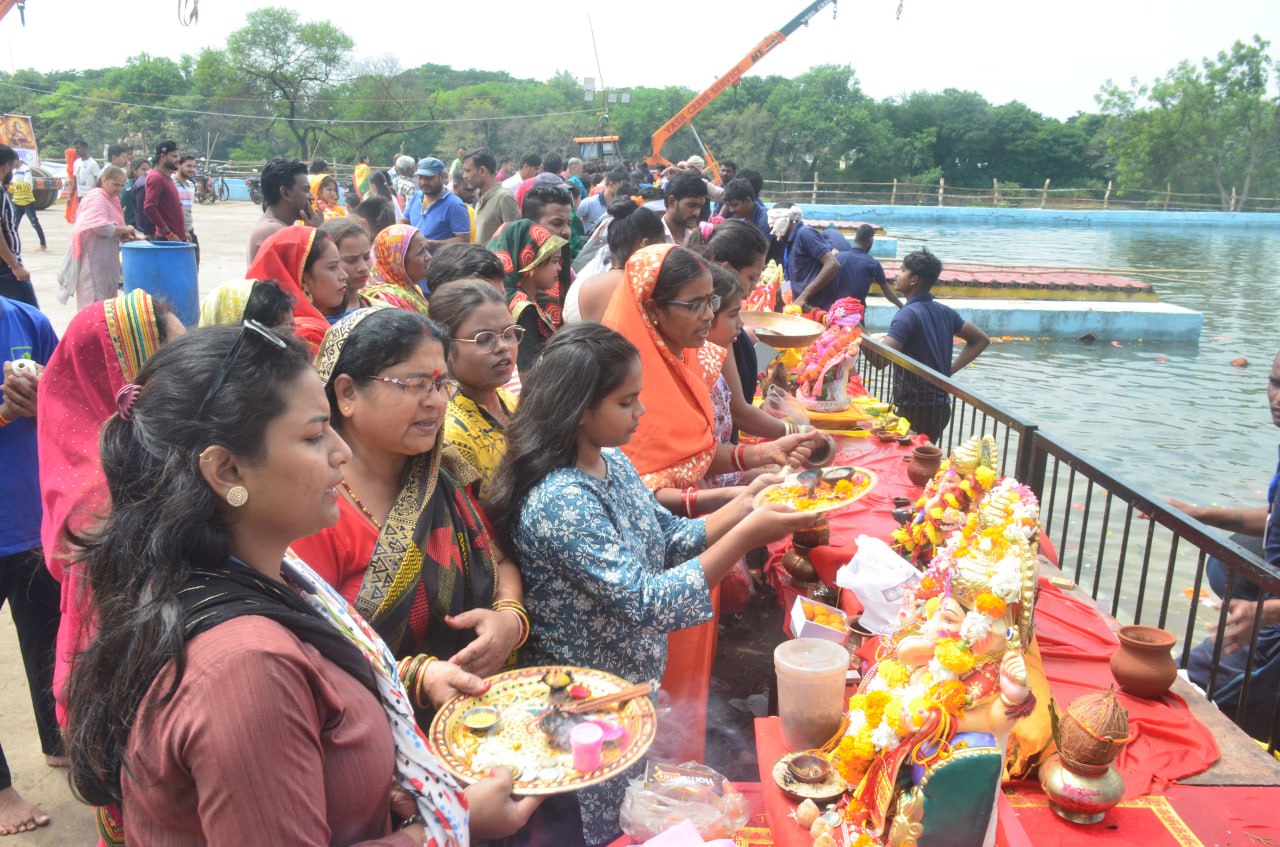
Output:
[835,535,920,634]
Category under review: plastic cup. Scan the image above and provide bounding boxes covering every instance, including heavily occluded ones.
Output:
[571,721,604,772]
[774,638,849,752]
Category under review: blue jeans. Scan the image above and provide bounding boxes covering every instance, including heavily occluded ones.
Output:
[1207,533,1270,601]
[0,267,37,307]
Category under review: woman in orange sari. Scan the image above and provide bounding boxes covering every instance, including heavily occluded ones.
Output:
[601,244,820,762]
[362,224,432,315]
[243,227,335,350]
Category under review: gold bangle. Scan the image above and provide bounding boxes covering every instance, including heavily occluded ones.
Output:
[411,656,438,710]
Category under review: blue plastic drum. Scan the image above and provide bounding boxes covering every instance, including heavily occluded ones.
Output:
[121,241,199,326]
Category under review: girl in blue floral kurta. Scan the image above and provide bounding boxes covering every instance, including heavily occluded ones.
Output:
[513,446,714,845]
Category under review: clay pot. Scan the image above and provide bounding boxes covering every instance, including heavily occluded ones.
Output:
[1109,625,1178,699]
[793,518,831,550]
[782,544,819,583]
[1040,754,1125,824]
[802,433,838,469]
[906,445,944,487]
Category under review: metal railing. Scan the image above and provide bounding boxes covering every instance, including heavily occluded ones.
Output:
[856,336,1280,748]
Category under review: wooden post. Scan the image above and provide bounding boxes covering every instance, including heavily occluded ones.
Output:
[811,172,819,205]
[890,178,898,205]
[1040,178,1051,209]
[938,177,945,207]
[1164,182,1172,211]
[1104,180,1112,210]
[1230,186,1237,212]
[993,178,1000,206]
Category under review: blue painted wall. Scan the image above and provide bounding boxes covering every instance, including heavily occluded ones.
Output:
[798,204,1280,229]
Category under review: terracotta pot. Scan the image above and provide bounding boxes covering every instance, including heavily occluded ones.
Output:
[1109,625,1178,698]
[793,518,831,549]
[906,445,944,487]
[782,544,819,583]
[1040,754,1125,824]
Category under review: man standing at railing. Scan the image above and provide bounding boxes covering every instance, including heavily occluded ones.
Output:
[1182,350,1280,740]
[879,249,989,443]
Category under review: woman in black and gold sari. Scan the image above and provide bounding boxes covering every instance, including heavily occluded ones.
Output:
[293,307,528,713]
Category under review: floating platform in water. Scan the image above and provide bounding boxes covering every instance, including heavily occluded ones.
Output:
[880,260,1159,302]
[862,296,1203,342]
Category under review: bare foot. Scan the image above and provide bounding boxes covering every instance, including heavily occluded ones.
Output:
[44,755,69,769]
[0,786,50,836]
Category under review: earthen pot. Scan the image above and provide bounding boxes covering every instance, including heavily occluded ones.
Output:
[1109,625,1178,698]
[906,445,944,487]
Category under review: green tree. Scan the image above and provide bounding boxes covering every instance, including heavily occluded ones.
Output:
[1099,36,1279,210]
[223,7,354,157]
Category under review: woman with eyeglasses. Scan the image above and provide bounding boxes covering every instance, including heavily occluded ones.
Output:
[428,282,522,497]
[600,244,823,764]
[292,308,528,715]
[64,322,536,845]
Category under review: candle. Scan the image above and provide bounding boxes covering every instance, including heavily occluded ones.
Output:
[571,722,604,772]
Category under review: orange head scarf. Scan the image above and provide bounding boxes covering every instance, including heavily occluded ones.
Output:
[363,224,430,315]
[245,226,331,350]
[601,243,727,490]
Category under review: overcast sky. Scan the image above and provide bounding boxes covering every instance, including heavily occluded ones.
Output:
[2,0,1276,120]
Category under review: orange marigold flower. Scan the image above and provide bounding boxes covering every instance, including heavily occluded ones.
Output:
[975,593,1007,618]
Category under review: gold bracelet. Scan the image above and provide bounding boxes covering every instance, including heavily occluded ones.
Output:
[493,600,530,650]
[411,656,438,710]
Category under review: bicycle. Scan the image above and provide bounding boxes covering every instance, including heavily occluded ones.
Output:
[195,161,230,204]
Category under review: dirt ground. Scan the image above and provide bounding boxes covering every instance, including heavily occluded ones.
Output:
[2,199,785,841]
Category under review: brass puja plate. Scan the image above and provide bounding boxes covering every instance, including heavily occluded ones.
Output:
[755,466,878,515]
[428,665,657,796]
[742,311,827,349]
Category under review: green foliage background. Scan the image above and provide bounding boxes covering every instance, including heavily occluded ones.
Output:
[3,8,1276,208]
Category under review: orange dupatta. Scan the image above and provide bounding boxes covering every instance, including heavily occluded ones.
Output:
[245,226,331,351]
[602,243,727,491]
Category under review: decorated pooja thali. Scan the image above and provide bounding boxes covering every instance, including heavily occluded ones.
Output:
[754,466,877,515]
[428,665,658,796]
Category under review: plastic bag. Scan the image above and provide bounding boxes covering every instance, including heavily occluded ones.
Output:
[719,559,755,616]
[834,535,920,634]
[762,384,810,429]
[620,762,750,841]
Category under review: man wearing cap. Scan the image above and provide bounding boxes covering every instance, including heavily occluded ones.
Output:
[401,157,471,249]
[143,141,186,243]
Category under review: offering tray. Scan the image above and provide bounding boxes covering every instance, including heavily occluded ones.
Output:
[754,466,877,515]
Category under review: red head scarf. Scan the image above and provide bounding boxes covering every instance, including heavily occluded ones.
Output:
[245,226,331,350]
[601,243,726,490]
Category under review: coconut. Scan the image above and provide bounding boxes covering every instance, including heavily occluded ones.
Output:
[1058,687,1130,771]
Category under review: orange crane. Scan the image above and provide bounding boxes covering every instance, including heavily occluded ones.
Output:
[646,0,837,182]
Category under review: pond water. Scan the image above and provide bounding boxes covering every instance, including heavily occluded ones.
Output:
[887,222,1280,509]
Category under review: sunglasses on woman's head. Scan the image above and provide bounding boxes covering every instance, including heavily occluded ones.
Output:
[196,320,288,419]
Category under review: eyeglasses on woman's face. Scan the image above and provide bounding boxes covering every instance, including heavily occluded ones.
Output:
[370,374,460,400]
[450,324,525,354]
[657,294,721,314]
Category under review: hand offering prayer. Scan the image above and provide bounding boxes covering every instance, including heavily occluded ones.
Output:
[445,608,524,677]
[752,430,823,470]
[464,767,544,838]
[741,499,821,546]
[417,658,491,709]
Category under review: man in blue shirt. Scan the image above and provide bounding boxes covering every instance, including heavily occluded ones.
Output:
[881,249,989,443]
[401,157,472,250]
[577,167,627,235]
[721,178,770,240]
[797,224,904,312]
[0,295,62,834]
[769,203,840,307]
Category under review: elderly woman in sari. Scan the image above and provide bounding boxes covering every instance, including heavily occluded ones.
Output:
[486,220,567,372]
[292,308,527,715]
[362,224,432,315]
[55,165,139,310]
[245,227,344,350]
[601,244,821,763]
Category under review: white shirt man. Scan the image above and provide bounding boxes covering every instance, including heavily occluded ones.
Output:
[74,156,102,196]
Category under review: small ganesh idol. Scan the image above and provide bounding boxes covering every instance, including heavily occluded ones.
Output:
[833,478,1039,847]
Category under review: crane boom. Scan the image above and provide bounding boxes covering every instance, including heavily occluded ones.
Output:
[646,0,836,172]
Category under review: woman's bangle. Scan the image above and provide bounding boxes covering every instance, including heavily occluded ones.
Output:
[731,445,747,472]
[681,486,699,518]
[0,409,10,427]
[782,420,795,435]
[493,599,530,650]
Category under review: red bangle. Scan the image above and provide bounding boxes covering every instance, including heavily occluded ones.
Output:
[681,487,698,518]
[732,445,748,471]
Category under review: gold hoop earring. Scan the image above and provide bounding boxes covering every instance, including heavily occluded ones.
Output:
[226,485,249,508]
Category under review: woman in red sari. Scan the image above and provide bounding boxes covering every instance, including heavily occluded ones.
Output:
[601,244,819,762]
[244,227,336,350]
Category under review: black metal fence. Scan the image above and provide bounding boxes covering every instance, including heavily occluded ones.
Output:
[856,336,1280,748]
